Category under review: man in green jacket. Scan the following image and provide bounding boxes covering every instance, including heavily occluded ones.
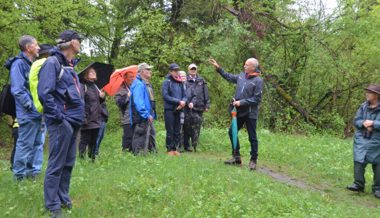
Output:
[347,84,380,199]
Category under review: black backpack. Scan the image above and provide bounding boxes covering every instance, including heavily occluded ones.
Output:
[0,56,27,117]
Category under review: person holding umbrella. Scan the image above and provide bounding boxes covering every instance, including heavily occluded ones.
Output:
[346,84,380,199]
[209,58,263,170]
[78,67,105,161]
[115,70,136,152]
[78,62,113,158]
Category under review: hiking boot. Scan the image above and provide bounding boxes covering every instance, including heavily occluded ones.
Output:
[224,156,242,165]
[346,183,364,192]
[173,151,181,156]
[50,209,62,218]
[184,148,193,152]
[62,202,72,210]
[374,190,380,199]
[249,160,257,170]
[167,151,176,156]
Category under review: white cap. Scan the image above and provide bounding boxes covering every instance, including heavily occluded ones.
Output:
[138,62,153,72]
[188,63,197,70]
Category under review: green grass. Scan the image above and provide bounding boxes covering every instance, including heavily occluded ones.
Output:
[1,122,380,217]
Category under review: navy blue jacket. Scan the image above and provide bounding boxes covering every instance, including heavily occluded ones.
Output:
[161,74,187,111]
[38,50,84,127]
[7,52,41,123]
[130,75,156,125]
[217,68,263,119]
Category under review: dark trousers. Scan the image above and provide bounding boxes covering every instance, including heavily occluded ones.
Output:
[183,110,203,151]
[228,117,258,160]
[122,124,133,152]
[353,161,380,192]
[131,121,156,155]
[164,110,181,151]
[10,127,18,169]
[44,120,79,211]
[79,128,100,160]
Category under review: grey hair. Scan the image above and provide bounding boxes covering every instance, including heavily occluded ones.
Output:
[18,35,36,51]
[247,58,259,68]
[57,41,72,50]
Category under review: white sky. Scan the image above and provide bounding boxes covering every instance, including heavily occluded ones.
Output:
[293,0,338,18]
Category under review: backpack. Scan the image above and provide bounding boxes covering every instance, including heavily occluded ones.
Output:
[0,56,27,117]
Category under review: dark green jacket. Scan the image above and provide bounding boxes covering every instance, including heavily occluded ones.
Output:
[353,101,380,164]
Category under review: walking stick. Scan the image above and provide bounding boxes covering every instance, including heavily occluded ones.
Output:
[143,121,151,155]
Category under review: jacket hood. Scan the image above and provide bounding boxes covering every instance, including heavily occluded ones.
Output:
[166,74,182,83]
[50,48,81,67]
[4,52,31,70]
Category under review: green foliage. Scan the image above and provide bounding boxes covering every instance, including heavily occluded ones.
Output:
[1,0,380,136]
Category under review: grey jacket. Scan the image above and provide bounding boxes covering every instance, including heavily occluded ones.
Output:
[115,85,131,125]
[353,102,380,164]
[186,75,211,111]
[217,68,263,119]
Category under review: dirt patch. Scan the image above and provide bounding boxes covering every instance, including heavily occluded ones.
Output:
[257,166,317,190]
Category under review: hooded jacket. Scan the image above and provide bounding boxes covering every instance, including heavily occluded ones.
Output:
[38,49,84,127]
[7,52,41,123]
[130,75,156,125]
[161,74,187,111]
[217,68,263,119]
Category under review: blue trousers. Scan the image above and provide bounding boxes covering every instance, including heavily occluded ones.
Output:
[12,118,43,179]
[44,120,79,211]
[33,123,46,173]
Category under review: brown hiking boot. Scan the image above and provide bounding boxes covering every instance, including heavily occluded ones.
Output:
[167,151,176,156]
[224,156,242,165]
[173,151,181,156]
[249,160,257,170]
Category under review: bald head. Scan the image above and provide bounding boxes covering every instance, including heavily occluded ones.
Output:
[247,58,259,67]
[244,58,259,74]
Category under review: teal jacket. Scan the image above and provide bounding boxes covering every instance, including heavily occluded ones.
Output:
[353,101,380,164]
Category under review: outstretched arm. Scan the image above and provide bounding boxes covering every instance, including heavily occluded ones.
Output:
[209,58,238,83]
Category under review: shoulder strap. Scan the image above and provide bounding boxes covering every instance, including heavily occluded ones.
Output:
[53,56,72,82]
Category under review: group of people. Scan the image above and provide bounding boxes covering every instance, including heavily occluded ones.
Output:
[6,28,380,218]
[114,61,211,156]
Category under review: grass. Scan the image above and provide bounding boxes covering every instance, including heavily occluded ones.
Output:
[1,121,380,217]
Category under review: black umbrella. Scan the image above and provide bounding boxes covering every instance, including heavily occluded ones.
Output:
[79,62,114,89]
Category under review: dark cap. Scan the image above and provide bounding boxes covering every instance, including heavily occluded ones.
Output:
[169,63,180,71]
[38,44,53,55]
[57,30,83,44]
[365,84,380,95]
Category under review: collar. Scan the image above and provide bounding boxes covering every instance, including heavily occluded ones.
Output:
[19,52,33,65]
[245,72,261,79]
